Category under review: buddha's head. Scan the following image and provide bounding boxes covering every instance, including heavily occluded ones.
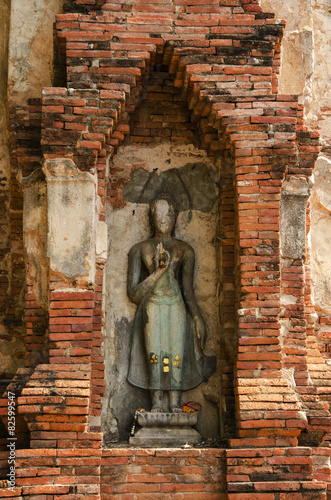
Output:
[149,195,178,236]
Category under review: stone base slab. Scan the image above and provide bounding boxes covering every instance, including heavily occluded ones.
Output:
[130,411,202,446]
[129,425,202,446]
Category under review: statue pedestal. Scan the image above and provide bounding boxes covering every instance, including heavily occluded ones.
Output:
[129,411,202,447]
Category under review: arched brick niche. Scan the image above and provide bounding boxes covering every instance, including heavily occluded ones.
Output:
[1,1,331,499]
[101,69,231,442]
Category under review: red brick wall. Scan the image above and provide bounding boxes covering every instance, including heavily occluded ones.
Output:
[101,448,226,499]
[3,101,48,375]
[1,0,330,499]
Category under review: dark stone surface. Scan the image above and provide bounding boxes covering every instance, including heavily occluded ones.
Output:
[123,162,218,213]
[106,318,150,441]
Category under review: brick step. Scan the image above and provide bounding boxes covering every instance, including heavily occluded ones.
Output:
[305,403,330,411]
[307,408,331,417]
[227,481,327,499]
[317,387,331,394]
[0,486,21,498]
[310,375,331,381]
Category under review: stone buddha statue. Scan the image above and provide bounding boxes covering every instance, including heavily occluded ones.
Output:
[127,194,207,413]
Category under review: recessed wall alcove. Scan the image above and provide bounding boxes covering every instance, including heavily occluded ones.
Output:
[101,71,236,443]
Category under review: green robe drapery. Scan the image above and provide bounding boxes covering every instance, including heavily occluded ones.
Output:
[127,269,204,391]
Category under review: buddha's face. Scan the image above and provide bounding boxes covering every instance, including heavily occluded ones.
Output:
[152,200,176,235]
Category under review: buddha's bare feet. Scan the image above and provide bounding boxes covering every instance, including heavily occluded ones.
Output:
[151,390,163,413]
[170,406,182,413]
[169,390,182,413]
[151,405,163,413]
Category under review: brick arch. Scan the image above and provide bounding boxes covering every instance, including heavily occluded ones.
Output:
[39,46,308,438]
[26,7,305,413]
[42,0,287,169]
